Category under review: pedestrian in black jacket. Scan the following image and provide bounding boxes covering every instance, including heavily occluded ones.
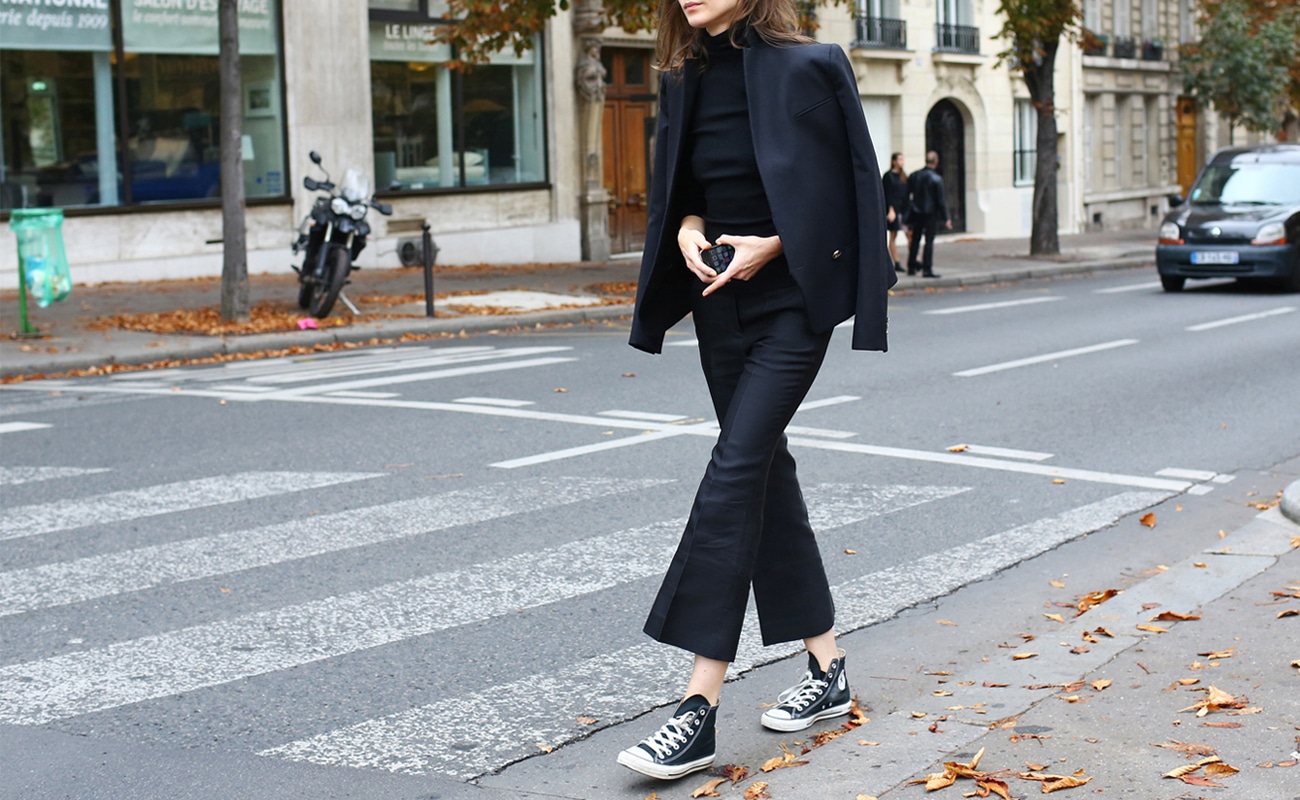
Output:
[906,150,952,277]
[620,0,894,782]
[882,152,910,273]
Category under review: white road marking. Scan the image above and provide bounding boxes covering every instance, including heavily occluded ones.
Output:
[1156,467,1217,481]
[0,477,664,618]
[0,484,963,726]
[112,347,492,384]
[1187,485,1215,496]
[324,391,400,399]
[208,385,278,393]
[245,347,570,386]
[0,422,50,435]
[1093,281,1163,294]
[948,444,1053,461]
[924,296,1063,315]
[597,410,689,422]
[0,467,110,486]
[453,397,534,407]
[954,339,1139,377]
[1185,306,1296,332]
[261,490,1160,779]
[786,437,1190,492]
[664,338,699,347]
[796,395,861,412]
[784,425,857,439]
[490,427,714,469]
[246,356,579,399]
[0,472,383,542]
[1211,474,1236,484]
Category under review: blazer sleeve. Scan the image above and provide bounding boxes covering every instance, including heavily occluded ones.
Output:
[826,46,896,352]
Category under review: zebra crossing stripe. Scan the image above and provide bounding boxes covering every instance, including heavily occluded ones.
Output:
[0,484,963,726]
[0,472,384,542]
[0,477,669,617]
[259,490,1168,779]
[0,422,50,435]
[0,467,111,487]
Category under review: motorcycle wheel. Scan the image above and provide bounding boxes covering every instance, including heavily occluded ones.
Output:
[297,278,312,310]
[310,247,350,318]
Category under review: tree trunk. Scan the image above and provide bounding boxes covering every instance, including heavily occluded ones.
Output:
[219,0,249,322]
[1025,41,1061,256]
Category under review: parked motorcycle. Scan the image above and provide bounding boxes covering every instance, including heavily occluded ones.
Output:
[292,151,392,318]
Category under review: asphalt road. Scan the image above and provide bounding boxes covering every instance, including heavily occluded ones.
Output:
[1,268,1297,799]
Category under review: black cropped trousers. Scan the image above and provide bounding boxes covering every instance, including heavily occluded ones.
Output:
[643,283,835,663]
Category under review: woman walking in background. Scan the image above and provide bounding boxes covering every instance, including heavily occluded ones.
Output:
[619,0,895,781]
[882,152,910,273]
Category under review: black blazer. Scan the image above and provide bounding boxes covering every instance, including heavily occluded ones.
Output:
[628,36,896,354]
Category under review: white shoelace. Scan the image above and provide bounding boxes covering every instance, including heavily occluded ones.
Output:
[775,670,828,713]
[640,709,699,759]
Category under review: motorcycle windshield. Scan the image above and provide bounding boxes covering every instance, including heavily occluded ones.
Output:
[340,168,371,203]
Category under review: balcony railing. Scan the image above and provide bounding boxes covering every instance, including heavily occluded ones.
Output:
[935,23,980,54]
[854,16,907,49]
[1141,38,1163,61]
[1111,35,1137,59]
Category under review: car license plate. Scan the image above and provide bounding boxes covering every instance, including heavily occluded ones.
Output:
[1191,251,1240,265]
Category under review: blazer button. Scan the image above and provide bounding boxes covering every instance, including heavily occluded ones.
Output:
[831,249,842,260]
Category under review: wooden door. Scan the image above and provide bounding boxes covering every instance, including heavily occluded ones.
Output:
[601,48,656,254]
[1176,97,1199,196]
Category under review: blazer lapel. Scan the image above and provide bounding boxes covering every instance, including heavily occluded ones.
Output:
[663,60,698,211]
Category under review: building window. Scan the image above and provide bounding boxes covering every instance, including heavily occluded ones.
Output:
[1,1,286,211]
[1014,99,1036,186]
[369,1,546,192]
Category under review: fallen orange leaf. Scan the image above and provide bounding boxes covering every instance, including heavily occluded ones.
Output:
[691,778,726,797]
[743,781,770,799]
[1140,513,1156,528]
[1012,652,1039,661]
[1137,624,1170,633]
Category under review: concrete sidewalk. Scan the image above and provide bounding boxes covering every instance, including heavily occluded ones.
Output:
[1,230,1157,379]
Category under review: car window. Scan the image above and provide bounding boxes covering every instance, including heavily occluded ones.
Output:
[1189,163,1300,205]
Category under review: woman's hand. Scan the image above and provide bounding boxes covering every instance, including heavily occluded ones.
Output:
[677,216,718,283]
[701,234,783,296]
[886,207,896,224]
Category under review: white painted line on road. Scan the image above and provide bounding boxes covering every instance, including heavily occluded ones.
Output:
[0,422,51,435]
[1187,485,1215,496]
[247,347,567,386]
[0,477,664,618]
[954,339,1139,377]
[664,338,699,347]
[784,425,857,440]
[786,436,1191,492]
[260,490,1156,779]
[490,428,707,469]
[0,467,110,486]
[1093,281,1163,294]
[324,391,400,399]
[208,385,278,393]
[0,484,958,725]
[254,356,579,399]
[1156,467,1217,481]
[453,397,534,407]
[796,395,861,412]
[948,444,1053,462]
[597,410,689,422]
[924,296,1063,315]
[1185,306,1296,332]
[1211,474,1236,484]
[0,472,383,542]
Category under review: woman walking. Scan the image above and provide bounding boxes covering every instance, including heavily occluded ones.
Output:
[620,0,895,781]
[882,152,910,273]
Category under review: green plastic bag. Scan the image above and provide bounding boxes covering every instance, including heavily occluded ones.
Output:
[9,209,72,308]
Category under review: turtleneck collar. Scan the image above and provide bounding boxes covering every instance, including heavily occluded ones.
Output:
[702,27,743,57]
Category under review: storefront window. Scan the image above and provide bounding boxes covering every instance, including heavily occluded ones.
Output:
[368,1,546,192]
[1,0,286,211]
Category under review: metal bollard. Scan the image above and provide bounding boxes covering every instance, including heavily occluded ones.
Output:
[422,222,435,318]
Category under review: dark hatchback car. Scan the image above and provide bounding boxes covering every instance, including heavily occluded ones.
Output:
[1157,143,1300,292]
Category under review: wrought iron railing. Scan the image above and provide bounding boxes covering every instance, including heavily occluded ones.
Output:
[934,23,980,54]
[1111,35,1137,59]
[854,16,907,49]
[1141,38,1163,61]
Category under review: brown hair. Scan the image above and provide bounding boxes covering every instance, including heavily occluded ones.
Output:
[890,152,907,181]
[654,0,810,73]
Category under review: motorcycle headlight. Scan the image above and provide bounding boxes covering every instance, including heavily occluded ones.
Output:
[349,203,367,221]
[1252,221,1286,245]
[1158,221,1182,244]
[330,197,350,216]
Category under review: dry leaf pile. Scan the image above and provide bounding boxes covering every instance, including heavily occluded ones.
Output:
[88,301,354,336]
[906,747,1092,796]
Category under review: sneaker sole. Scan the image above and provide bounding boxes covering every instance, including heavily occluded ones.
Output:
[616,750,715,780]
[760,700,853,732]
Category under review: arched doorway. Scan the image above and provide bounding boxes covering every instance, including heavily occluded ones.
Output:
[925,100,966,233]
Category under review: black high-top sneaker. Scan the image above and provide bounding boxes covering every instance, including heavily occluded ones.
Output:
[617,694,717,780]
[760,648,851,732]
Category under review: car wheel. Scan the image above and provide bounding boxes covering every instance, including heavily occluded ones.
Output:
[1160,275,1185,292]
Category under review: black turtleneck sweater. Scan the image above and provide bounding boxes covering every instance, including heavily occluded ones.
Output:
[679,30,792,293]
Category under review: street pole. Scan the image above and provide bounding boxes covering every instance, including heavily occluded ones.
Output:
[219,0,250,322]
